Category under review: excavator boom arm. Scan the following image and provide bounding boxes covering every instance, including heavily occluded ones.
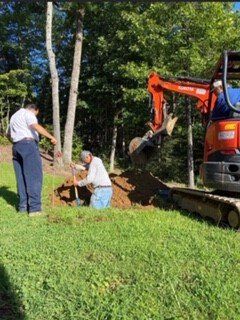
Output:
[147,72,216,131]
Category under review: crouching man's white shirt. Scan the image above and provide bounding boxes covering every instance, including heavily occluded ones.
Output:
[77,157,111,188]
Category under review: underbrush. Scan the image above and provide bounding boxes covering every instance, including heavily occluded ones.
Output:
[0,163,239,319]
[0,135,11,146]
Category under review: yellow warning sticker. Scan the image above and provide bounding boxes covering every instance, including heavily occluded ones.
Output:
[224,123,236,130]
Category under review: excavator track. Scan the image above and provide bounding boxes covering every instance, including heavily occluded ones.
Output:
[171,188,240,229]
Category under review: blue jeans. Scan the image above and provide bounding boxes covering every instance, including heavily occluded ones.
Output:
[90,187,113,209]
[12,140,43,213]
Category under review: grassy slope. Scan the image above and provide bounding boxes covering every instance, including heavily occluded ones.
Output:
[0,163,239,320]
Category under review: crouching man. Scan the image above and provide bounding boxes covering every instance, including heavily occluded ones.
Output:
[72,151,113,209]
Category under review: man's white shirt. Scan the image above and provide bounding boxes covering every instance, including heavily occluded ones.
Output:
[77,157,111,188]
[9,108,39,142]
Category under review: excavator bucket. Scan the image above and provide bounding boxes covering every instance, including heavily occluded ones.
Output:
[129,115,178,166]
[129,136,155,167]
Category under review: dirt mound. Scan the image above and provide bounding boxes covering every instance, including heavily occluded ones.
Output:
[52,170,168,209]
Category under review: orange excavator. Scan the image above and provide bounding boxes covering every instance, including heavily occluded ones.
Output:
[129,51,240,228]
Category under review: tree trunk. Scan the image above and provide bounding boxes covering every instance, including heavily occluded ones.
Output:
[187,98,195,188]
[0,103,4,134]
[46,2,62,163]
[172,93,177,113]
[6,103,10,130]
[63,7,84,164]
[121,121,126,157]
[21,96,26,108]
[109,113,118,173]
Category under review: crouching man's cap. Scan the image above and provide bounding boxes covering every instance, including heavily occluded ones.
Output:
[81,150,92,161]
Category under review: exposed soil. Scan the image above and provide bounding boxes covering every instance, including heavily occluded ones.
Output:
[0,145,12,163]
[1,144,170,209]
[52,170,168,209]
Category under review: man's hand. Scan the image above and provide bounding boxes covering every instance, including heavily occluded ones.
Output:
[31,123,57,144]
[55,151,62,158]
[70,163,86,171]
[73,175,78,187]
[51,137,57,145]
[70,162,76,169]
[76,164,86,171]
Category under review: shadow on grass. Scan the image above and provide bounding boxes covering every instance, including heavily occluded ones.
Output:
[0,187,18,210]
[157,197,230,230]
[0,264,25,319]
[179,209,231,230]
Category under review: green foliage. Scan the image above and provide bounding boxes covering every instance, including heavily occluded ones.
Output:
[39,136,53,154]
[39,124,54,153]
[0,70,29,99]
[74,2,240,180]
[72,132,83,161]
[2,2,240,180]
[0,163,240,319]
[39,127,83,160]
[0,135,11,146]
[0,70,32,133]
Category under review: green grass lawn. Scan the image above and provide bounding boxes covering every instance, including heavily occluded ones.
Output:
[0,163,239,320]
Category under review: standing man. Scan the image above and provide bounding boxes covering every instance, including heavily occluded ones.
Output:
[8,104,57,216]
[72,150,113,209]
[211,80,240,120]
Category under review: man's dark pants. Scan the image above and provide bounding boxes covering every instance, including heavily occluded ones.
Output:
[12,140,43,213]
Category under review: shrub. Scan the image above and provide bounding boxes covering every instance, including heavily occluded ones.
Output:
[39,127,83,161]
[0,134,11,146]
[72,132,83,161]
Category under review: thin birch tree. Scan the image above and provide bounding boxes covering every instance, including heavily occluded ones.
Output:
[186,97,195,188]
[109,112,120,172]
[46,1,62,161]
[63,7,85,164]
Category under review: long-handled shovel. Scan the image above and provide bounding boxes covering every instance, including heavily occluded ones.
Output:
[51,151,63,208]
[72,168,81,207]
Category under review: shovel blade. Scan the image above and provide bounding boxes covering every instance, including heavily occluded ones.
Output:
[76,198,81,207]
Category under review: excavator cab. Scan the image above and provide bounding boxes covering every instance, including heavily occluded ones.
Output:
[211,50,240,118]
[202,51,240,194]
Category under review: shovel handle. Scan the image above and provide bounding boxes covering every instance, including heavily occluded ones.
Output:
[72,168,81,206]
[74,186,81,206]
[74,185,79,198]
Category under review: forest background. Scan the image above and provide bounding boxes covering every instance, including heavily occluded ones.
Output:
[1,1,240,184]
